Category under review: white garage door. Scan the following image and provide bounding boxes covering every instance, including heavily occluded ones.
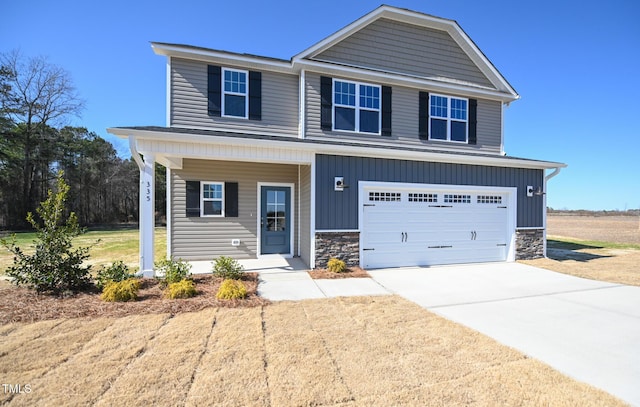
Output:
[360,182,516,269]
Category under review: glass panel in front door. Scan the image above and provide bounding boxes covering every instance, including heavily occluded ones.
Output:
[266,190,286,231]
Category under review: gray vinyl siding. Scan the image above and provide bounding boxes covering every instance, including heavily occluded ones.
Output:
[170,58,299,135]
[171,159,300,261]
[299,165,312,265]
[305,72,502,153]
[315,18,494,88]
[315,154,543,230]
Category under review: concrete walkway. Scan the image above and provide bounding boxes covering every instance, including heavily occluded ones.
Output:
[368,262,640,406]
[191,257,391,301]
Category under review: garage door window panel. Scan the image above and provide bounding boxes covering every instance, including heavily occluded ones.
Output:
[478,195,503,204]
[369,192,401,202]
[444,194,471,204]
[408,193,438,202]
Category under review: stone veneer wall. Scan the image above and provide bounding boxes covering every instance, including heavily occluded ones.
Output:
[516,229,544,260]
[315,232,360,268]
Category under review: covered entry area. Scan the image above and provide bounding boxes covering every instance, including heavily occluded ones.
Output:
[359,182,516,269]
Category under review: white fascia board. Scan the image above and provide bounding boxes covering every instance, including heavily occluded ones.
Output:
[295,60,518,103]
[107,127,565,170]
[151,43,294,74]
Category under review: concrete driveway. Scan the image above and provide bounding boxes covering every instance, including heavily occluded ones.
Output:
[368,262,640,406]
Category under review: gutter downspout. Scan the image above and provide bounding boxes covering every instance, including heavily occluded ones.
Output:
[543,167,562,258]
[299,69,306,139]
[129,136,144,170]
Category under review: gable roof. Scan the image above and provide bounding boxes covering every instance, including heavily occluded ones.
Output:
[292,5,518,100]
[152,6,519,102]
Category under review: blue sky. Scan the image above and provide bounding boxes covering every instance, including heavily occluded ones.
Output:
[3,0,639,210]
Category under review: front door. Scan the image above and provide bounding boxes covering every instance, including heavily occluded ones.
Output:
[260,186,291,255]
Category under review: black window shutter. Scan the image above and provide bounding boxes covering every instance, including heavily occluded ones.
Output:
[418,92,429,140]
[249,71,262,120]
[381,86,392,137]
[320,76,333,131]
[468,98,477,145]
[207,65,222,117]
[185,181,200,217]
[225,182,239,217]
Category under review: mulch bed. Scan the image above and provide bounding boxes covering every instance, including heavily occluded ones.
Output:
[0,273,269,324]
[308,267,370,279]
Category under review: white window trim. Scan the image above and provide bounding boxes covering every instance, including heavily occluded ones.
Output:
[428,93,469,143]
[332,78,381,135]
[201,181,225,217]
[222,68,249,119]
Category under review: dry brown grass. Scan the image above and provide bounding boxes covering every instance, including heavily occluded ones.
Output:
[548,214,640,245]
[1,296,625,406]
[522,248,640,287]
[521,214,640,287]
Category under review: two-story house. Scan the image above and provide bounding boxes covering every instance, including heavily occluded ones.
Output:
[108,5,565,276]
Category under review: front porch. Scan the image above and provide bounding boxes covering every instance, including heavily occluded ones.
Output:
[189,256,308,275]
[114,128,315,276]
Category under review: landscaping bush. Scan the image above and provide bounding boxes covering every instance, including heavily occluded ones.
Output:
[165,279,197,299]
[100,278,140,302]
[216,279,247,300]
[327,258,347,273]
[95,261,135,291]
[155,258,191,285]
[0,172,96,294]
[212,256,244,280]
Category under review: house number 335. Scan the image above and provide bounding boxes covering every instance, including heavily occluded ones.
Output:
[146,181,151,202]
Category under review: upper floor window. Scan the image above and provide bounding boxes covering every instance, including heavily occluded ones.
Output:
[429,94,468,142]
[208,65,261,121]
[333,79,381,134]
[222,68,248,118]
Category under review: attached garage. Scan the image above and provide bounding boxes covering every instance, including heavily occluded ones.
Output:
[359,182,517,269]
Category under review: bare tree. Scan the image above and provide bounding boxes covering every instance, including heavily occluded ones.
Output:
[0,50,85,217]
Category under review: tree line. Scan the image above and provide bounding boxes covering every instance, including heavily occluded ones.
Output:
[1,50,164,230]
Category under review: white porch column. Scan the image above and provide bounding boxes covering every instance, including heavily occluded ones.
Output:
[140,153,156,277]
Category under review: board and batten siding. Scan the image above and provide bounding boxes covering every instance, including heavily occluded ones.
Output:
[314,18,494,88]
[305,72,502,153]
[171,159,301,261]
[170,58,299,135]
[315,154,544,230]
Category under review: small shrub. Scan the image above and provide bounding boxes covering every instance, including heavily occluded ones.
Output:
[1,172,96,294]
[155,258,191,285]
[100,278,140,302]
[95,261,134,290]
[216,279,247,300]
[212,256,244,280]
[165,279,197,299]
[327,258,347,273]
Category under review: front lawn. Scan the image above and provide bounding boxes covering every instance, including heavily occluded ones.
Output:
[0,296,624,406]
[0,227,167,272]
